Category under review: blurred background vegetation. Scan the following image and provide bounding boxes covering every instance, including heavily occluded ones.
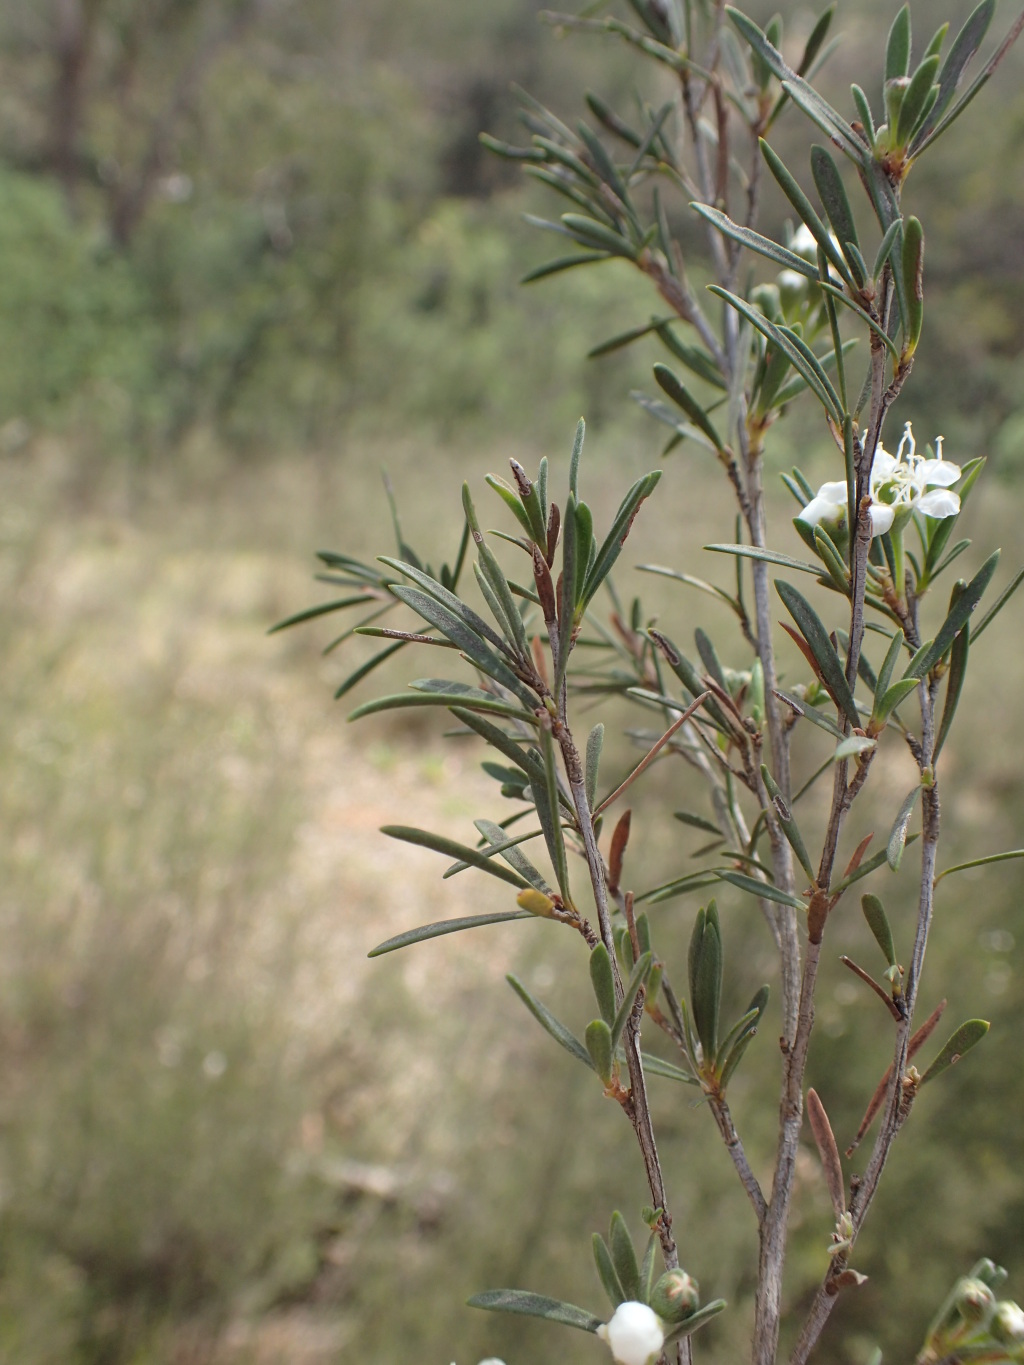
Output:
[1,1,1023,1363]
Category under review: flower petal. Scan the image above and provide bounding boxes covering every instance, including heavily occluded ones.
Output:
[797,483,847,527]
[868,502,895,536]
[918,458,961,488]
[916,488,960,519]
[869,449,897,485]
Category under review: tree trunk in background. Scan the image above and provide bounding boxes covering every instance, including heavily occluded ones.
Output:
[48,0,104,214]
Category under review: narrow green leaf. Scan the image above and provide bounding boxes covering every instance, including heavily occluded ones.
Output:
[874,676,920,727]
[705,542,821,576]
[912,0,996,148]
[875,628,905,699]
[886,5,912,81]
[760,140,853,286]
[473,819,553,894]
[640,871,721,905]
[861,893,897,968]
[904,550,1000,678]
[269,595,379,633]
[761,763,817,882]
[593,1235,626,1308]
[521,251,613,283]
[798,6,837,76]
[814,526,851,593]
[568,417,586,500]
[478,546,529,655]
[369,910,533,957]
[653,365,723,449]
[468,1289,602,1333]
[389,585,530,702]
[585,91,642,147]
[381,825,530,889]
[694,627,728,694]
[561,213,636,259]
[818,280,901,360]
[692,903,722,1061]
[831,835,919,893]
[934,624,969,759]
[689,203,817,278]
[632,392,719,452]
[727,9,863,159]
[612,952,653,1049]
[534,730,571,900]
[664,1299,728,1344]
[588,317,673,359]
[708,287,843,422]
[716,869,806,909]
[609,1213,641,1302]
[687,906,705,1005]
[450,708,546,785]
[675,810,724,837]
[935,848,1024,884]
[810,145,861,273]
[574,501,594,605]
[873,219,903,282]
[972,566,1024,640]
[507,974,594,1069]
[640,1051,700,1084]
[901,216,925,356]
[576,120,628,198]
[585,722,605,810]
[896,54,941,146]
[654,324,727,389]
[349,683,530,721]
[776,579,860,725]
[582,471,662,608]
[335,640,408,700]
[851,83,877,145]
[381,555,512,657]
[715,1005,760,1072]
[919,1019,989,1084]
[639,564,740,612]
[585,1019,615,1083]
[590,943,617,1027]
[775,688,847,740]
[908,6,1016,159]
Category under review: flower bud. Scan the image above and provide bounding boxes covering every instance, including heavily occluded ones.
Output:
[750,283,782,322]
[597,1301,666,1365]
[954,1278,996,1328]
[650,1268,700,1323]
[992,1300,1024,1345]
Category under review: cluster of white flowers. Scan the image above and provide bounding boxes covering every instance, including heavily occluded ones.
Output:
[597,1301,667,1365]
[797,421,962,540]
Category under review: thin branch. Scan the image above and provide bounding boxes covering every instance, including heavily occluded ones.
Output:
[594,693,710,816]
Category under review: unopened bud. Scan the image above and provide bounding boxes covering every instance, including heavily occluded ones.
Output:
[750,283,782,321]
[955,1279,996,1328]
[516,888,555,917]
[650,1268,700,1323]
[992,1300,1024,1345]
[597,1301,666,1365]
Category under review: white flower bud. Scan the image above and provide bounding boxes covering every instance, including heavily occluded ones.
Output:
[993,1300,1024,1344]
[597,1301,666,1365]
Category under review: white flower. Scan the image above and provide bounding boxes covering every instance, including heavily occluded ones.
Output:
[597,1301,666,1365]
[868,423,961,533]
[797,479,892,539]
[796,423,962,541]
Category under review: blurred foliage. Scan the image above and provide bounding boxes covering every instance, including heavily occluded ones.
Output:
[0,0,1015,459]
